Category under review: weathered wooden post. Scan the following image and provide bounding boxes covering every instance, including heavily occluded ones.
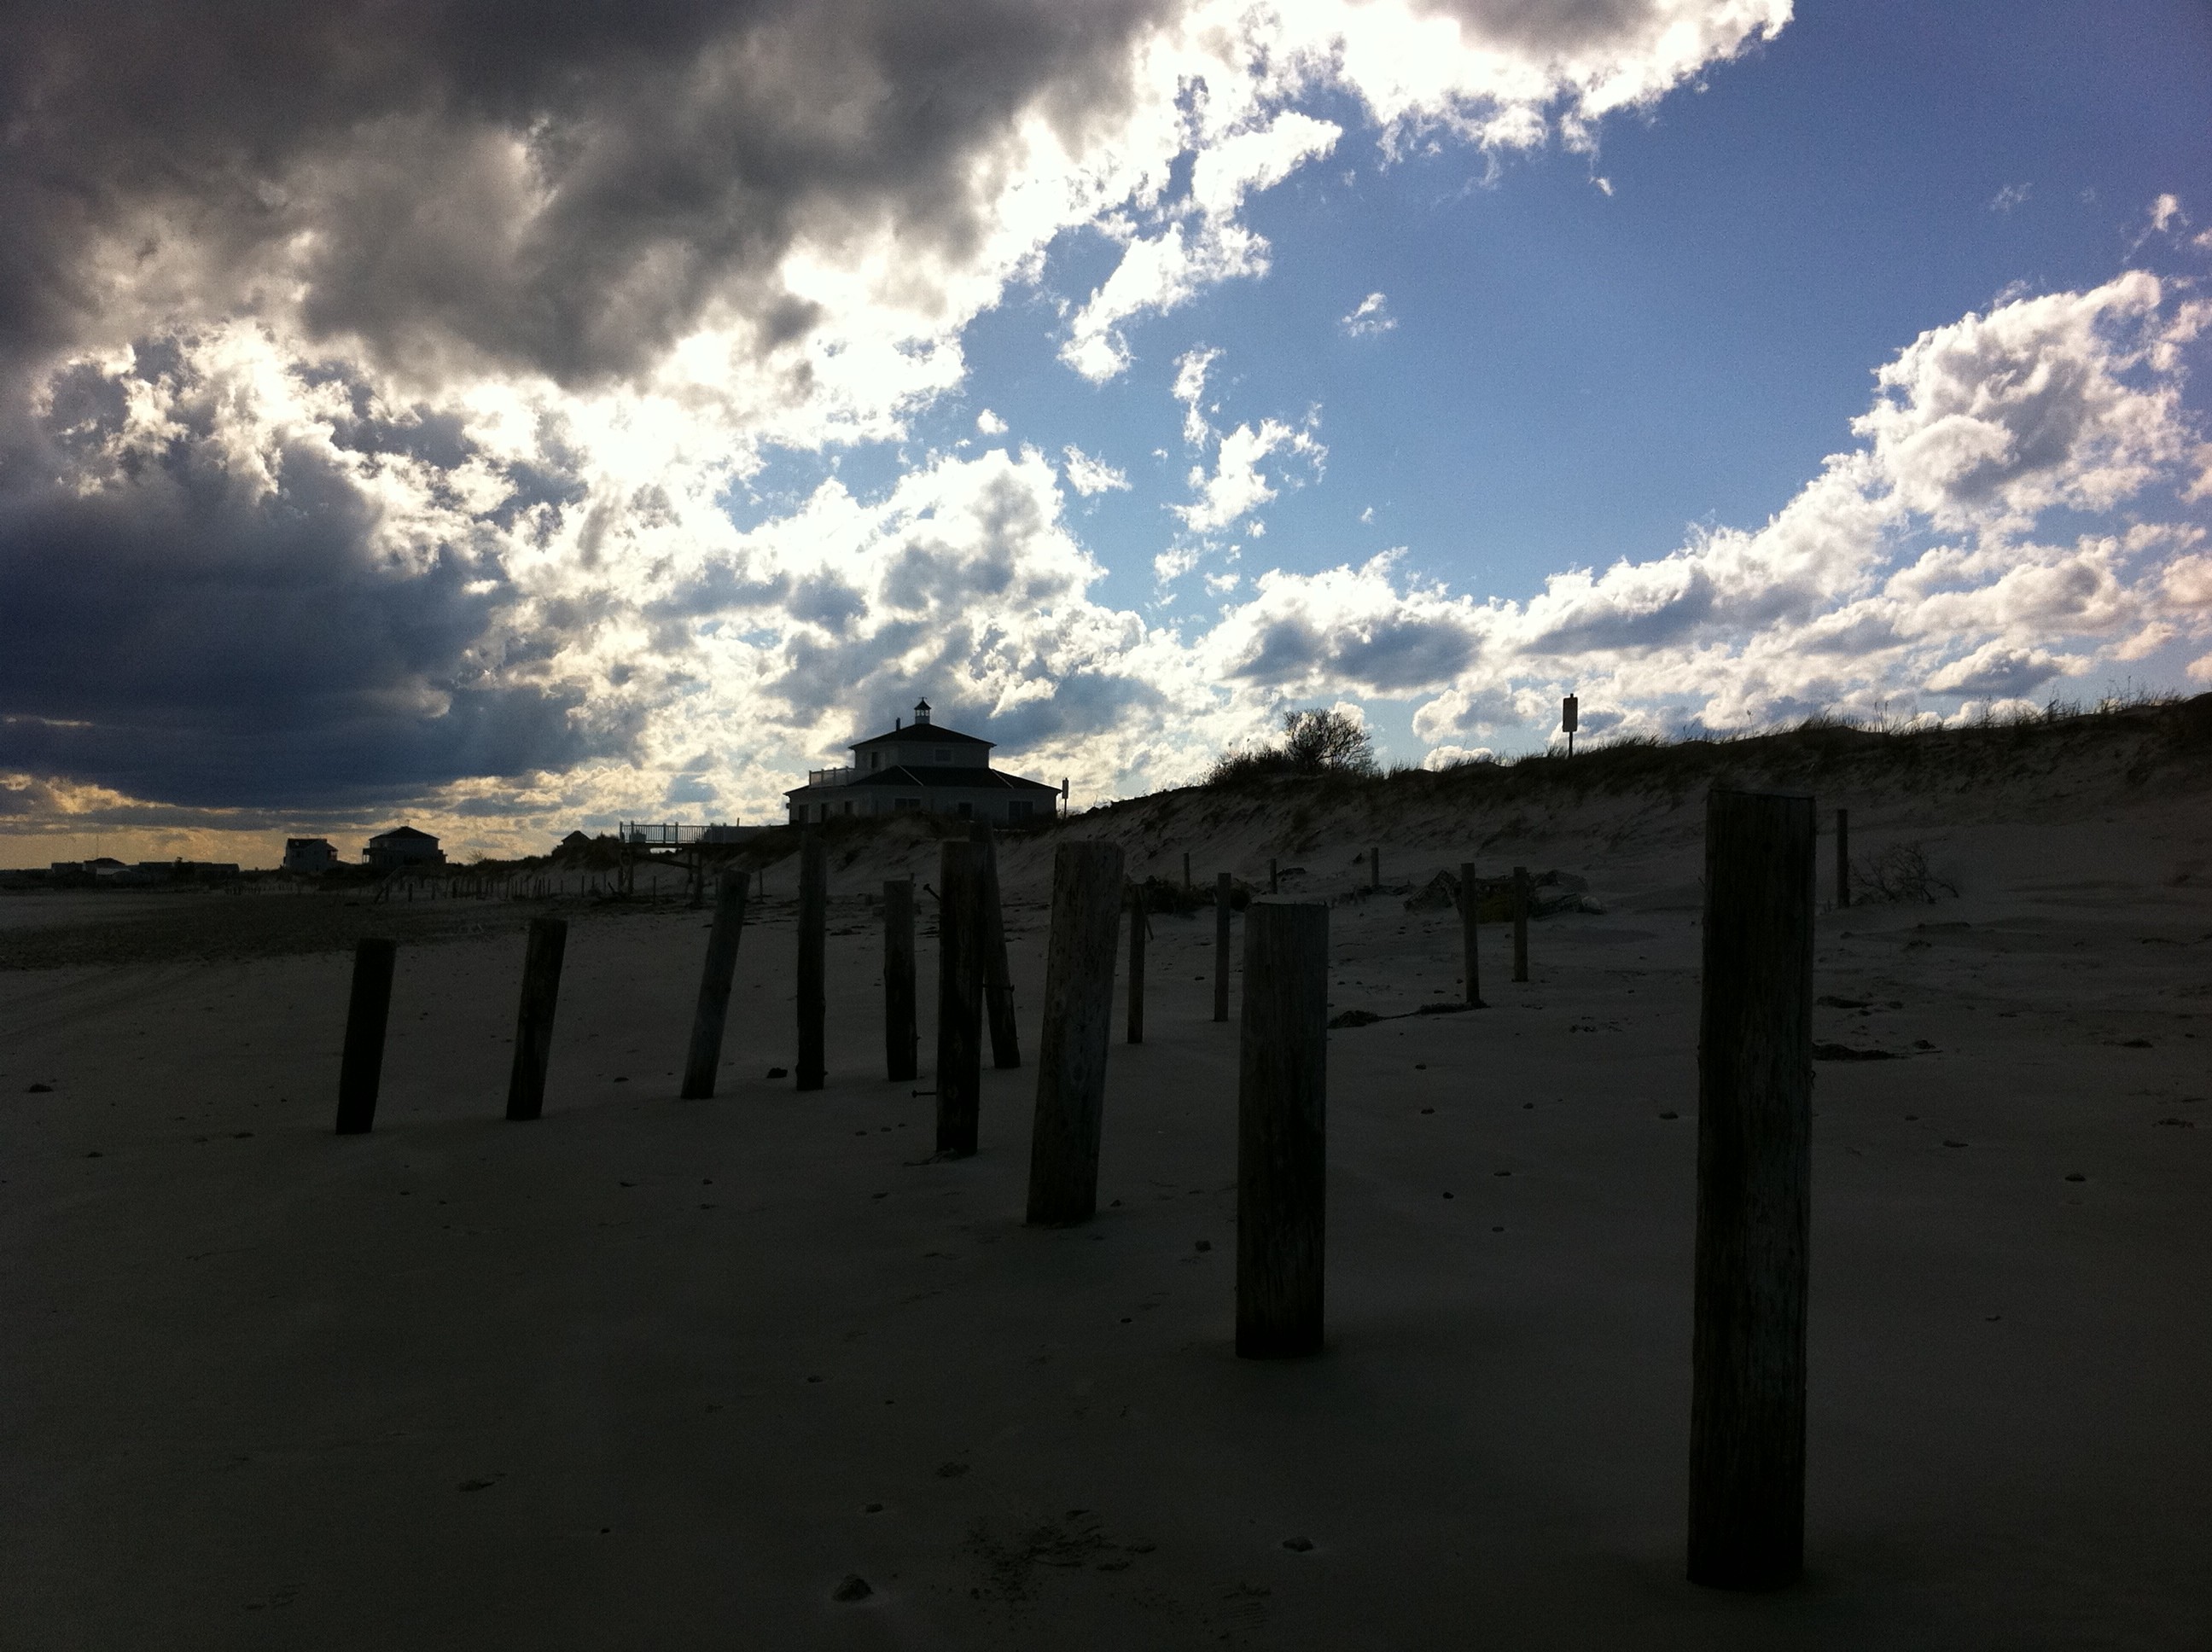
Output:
[505,916,568,1121]
[1458,862,1483,1009]
[1214,871,1233,1022]
[1511,865,1530,983]
[1237,899,1329,1358]
[972,821,1021,1069]
[884,877,917,1081]
[934,841,984,1156]
[1025,842,1126,1225]
[1688,788,1815,1591]
[796,831,826,1091]
[1126,883,1147,1045]
[1370,846,1379,892]
[679,871,748,1099]
[1835,806,1850,910]
[334,937,397,1134]
[1269,858,1279,894]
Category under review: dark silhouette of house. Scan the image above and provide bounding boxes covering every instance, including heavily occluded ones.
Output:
[365,826,445,870]
[783,700,1062,825]
[282,837,338,873]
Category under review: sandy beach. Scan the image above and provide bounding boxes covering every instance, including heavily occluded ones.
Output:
[3,722,2208,1648]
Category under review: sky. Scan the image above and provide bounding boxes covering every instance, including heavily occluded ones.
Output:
[1,0,2209,864]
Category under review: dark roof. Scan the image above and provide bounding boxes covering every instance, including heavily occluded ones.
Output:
[369,825,439,843]
[786,764,1058,798]
[849,721,992,751]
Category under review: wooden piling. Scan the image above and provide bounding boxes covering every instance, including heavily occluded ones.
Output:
[1458,862,1483,1009]
[973,821,1021,1069]
[1687,788,1815,1591]
[934,841,984,1157]
[884,877,917,1082]
[1835,806,1850,909]
[679,871,749,1099]
[796,831,826,1091]
[1025,842,1126,1225]
[1126,883,1147,1045]
[333,938,397,1134]
[1511,866,1530,983]
[504,916,568,1122]
[1214,871,1233,1022]
[1237,899,1329,1358]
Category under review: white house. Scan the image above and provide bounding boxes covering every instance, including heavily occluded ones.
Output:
[783,700,1061,826]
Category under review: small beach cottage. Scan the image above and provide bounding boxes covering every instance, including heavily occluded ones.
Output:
[783,700,1061,825]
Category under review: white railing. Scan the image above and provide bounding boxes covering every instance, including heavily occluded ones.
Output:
[807,767,854,787]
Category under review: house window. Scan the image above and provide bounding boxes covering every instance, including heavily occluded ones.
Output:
[842,801,853,816]
[869,752,880,771]
[895,796,922,811]
[935,747,950,763]
[957,802,972,820]
[1008,800,1032,821]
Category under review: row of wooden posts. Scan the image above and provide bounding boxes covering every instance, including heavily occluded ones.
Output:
[332,796,1822,1591]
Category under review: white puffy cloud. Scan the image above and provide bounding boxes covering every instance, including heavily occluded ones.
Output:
[976,408,1010,436]
[1421,742,1494,770]
[1852,272,2186,532]
[1173,346,1221,446]
[1173,416,1325,537]
[1062,445,1132,496]
[1341,293,1396,337]
[1202,552,1484,691]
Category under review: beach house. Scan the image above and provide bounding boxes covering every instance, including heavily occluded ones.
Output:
[783,700,1062,826]
[364,826,445,870]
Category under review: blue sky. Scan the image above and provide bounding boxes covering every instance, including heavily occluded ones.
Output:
[2,0,2209,858]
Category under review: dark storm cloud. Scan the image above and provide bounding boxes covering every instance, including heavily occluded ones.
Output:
[0,353,620,808]
[0,0,1168,384]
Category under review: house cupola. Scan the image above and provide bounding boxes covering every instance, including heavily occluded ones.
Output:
[913,698,933,725]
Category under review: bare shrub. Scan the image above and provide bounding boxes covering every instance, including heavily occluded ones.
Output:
[1850,841,1958,905]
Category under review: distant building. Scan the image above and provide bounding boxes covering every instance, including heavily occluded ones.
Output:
[365,826,445,870]
[134,859,239,882]
[282,837,338,874]
[783,699,1062,826]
